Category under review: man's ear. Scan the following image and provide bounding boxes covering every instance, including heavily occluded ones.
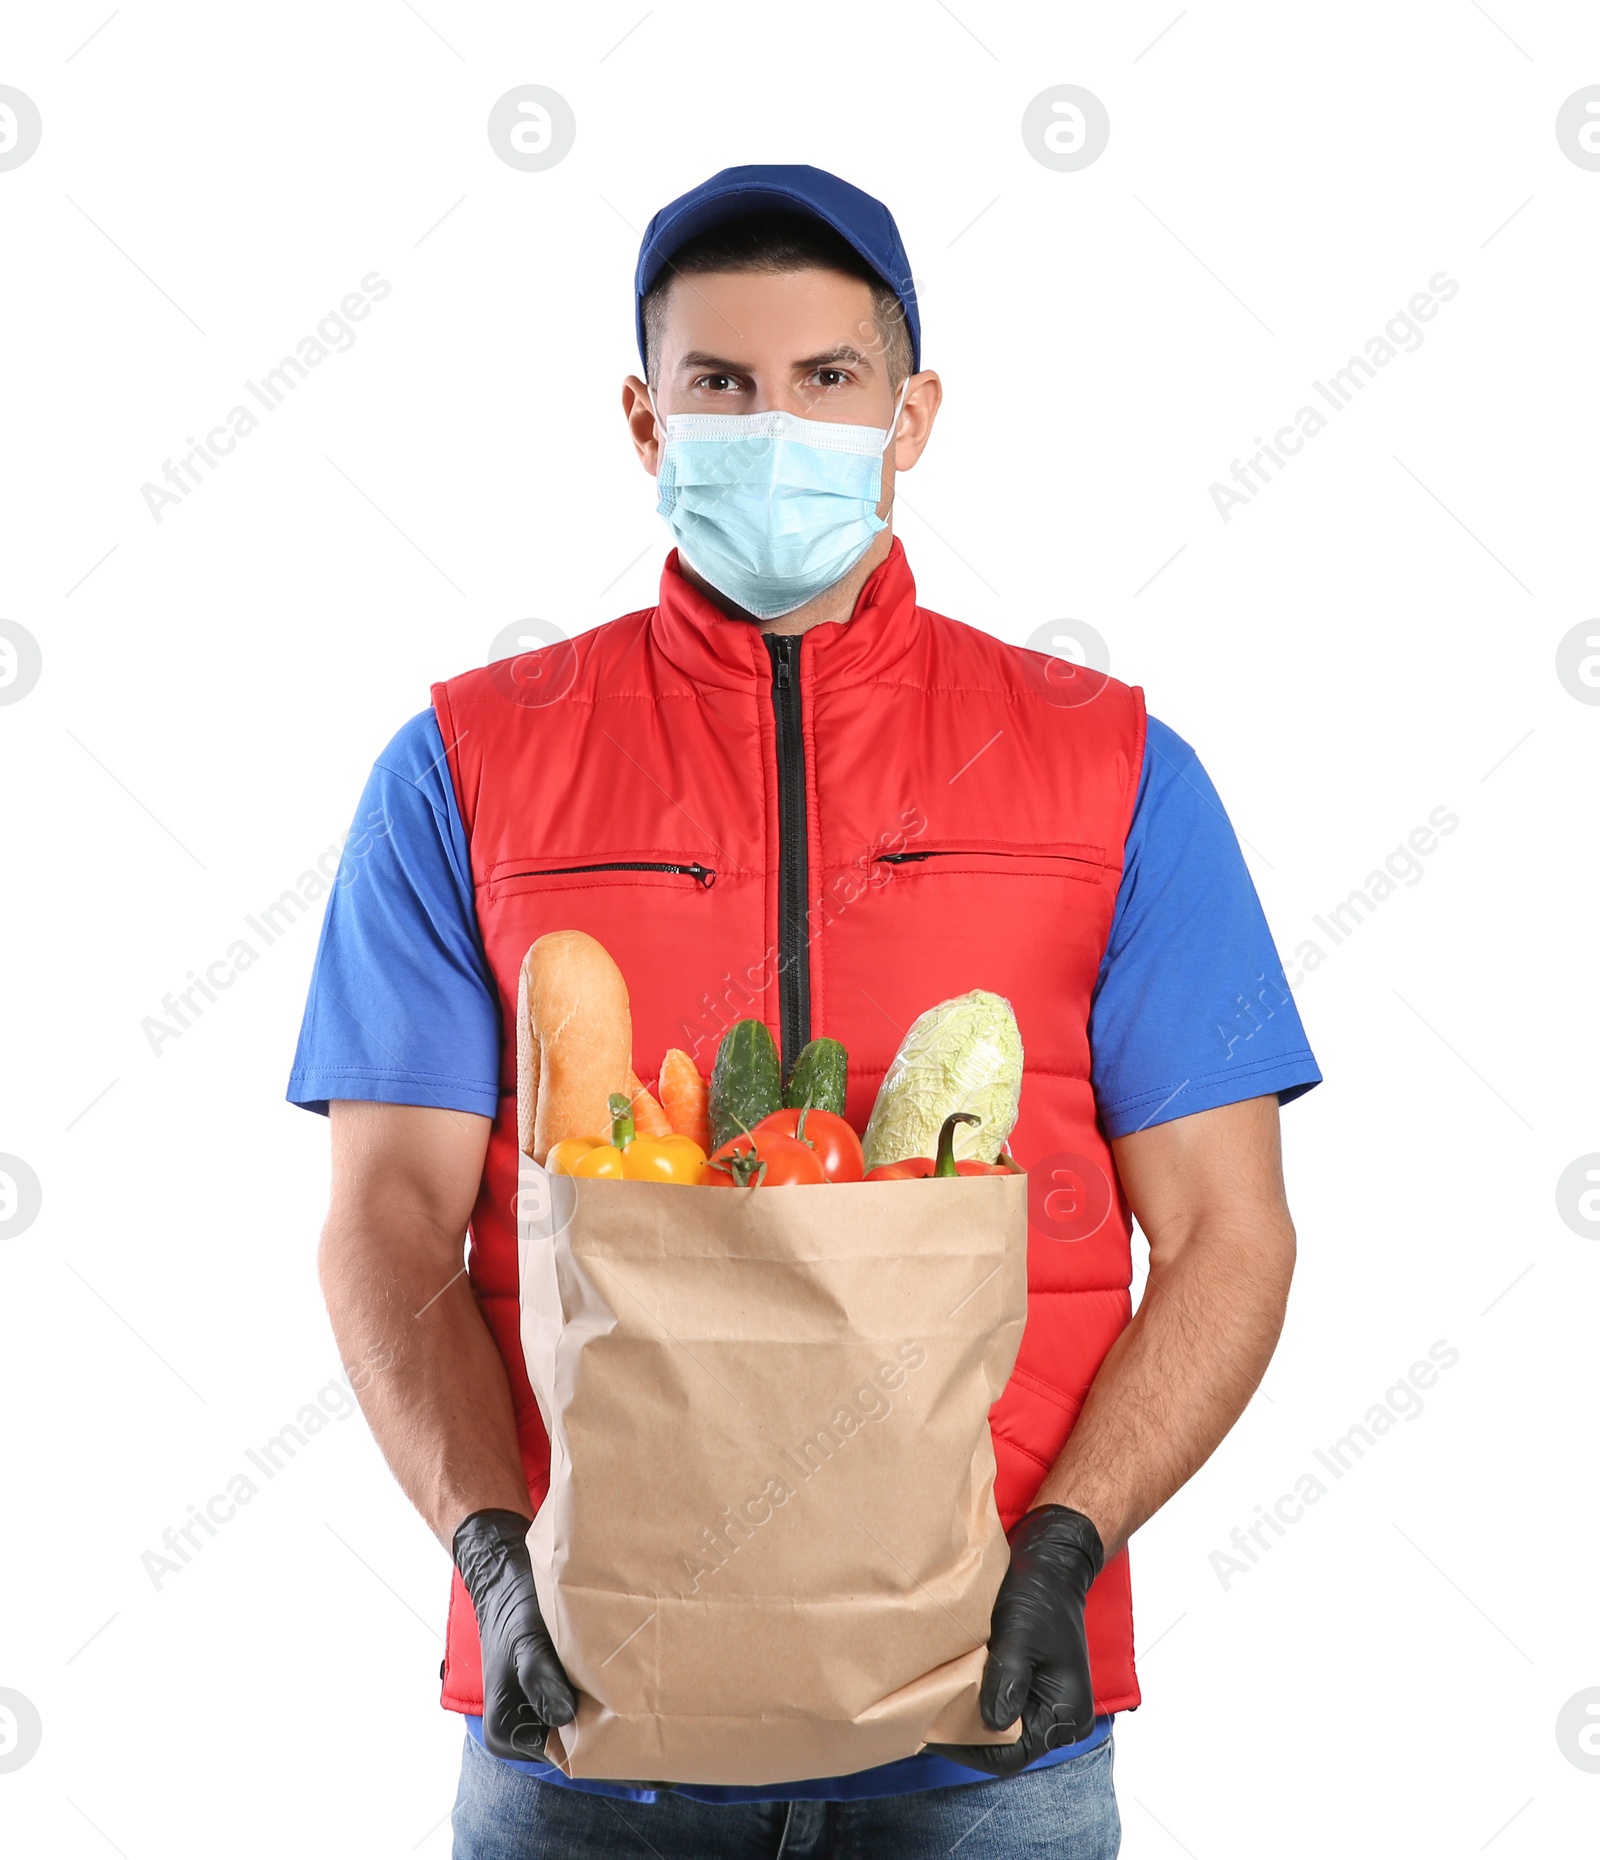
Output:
[622,375,661,476]
[891,371,942,474]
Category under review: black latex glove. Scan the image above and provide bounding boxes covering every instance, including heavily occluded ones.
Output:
[452,1508,577,1763]
[924,1503,1104,1779]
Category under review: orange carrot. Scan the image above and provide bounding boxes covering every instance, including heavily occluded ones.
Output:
[626,1067,674,1138]
[658,1048,711,1154]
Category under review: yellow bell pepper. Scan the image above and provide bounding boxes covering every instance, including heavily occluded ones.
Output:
[545,1135,612,1176]
[620,1132,707,1183]
[547,1094,706,1184]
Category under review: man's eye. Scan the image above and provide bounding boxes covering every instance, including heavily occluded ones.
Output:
[694,374,740,392]
[814,369,849,387]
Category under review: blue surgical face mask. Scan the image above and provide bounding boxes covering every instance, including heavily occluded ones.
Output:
[650,381,910,621]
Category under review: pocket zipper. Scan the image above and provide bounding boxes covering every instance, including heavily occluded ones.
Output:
[874,849,1100,867]
[501,860,716,888]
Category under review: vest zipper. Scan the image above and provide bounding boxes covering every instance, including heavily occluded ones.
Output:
[500,860,716,887]
[765,634,810,1073]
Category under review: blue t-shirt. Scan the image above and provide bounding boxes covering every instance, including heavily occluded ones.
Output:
[289,707,1321,1803]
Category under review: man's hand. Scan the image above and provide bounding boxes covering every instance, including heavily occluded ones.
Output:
[453,1509,576,1762]
[925,1504,1103,1778]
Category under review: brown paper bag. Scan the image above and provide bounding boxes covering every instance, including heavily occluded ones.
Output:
[516,1147,1028,1786]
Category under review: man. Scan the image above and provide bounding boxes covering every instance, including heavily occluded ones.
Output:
[292,165,1320,1858]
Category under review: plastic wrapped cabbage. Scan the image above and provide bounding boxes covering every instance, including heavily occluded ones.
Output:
[862,989,1023,1171]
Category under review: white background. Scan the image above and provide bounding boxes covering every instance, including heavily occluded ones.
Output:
[2,2,1596,1855]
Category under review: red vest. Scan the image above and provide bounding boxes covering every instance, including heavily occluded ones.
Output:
[432,540,1146,1724]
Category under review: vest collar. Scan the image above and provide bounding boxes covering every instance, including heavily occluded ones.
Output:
[647,537,924,690]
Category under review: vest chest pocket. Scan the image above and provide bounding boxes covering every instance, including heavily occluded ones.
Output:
[821,841,1121,1091]
[488,857,717,903]
[480,854,746,1083]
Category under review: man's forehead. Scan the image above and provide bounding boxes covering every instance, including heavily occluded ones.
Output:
[657,265,877,340]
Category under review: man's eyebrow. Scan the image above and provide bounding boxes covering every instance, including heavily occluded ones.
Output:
[795,345,876,372]
[676,350,749,372]
[673,345,878,373]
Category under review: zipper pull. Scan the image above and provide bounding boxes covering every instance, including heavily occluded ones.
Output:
[769,634,795,690]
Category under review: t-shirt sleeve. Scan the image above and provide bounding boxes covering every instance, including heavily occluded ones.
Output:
[286,709,501,1119]
[1089,716,1322,1139]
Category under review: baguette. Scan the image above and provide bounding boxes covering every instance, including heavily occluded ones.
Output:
[518,931,633,1162]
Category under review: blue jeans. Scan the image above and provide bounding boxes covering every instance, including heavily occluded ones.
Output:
[450,1727,1120,1858]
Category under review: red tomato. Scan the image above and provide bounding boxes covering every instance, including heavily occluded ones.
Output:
[702,1129,828,1187]
[754,1108,865,1183]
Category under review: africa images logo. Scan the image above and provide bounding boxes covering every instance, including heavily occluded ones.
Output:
[139,273,392,522]
[1209,274,1461,522]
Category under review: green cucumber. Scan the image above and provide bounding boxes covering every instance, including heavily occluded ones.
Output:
[710,1019,782,1151]
[783,1037,849,1116]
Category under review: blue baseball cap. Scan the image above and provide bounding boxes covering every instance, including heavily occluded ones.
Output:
[634,163,920,375]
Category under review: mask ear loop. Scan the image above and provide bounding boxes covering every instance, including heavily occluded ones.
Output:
[880,377,912,455]
[877,376,912,536]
